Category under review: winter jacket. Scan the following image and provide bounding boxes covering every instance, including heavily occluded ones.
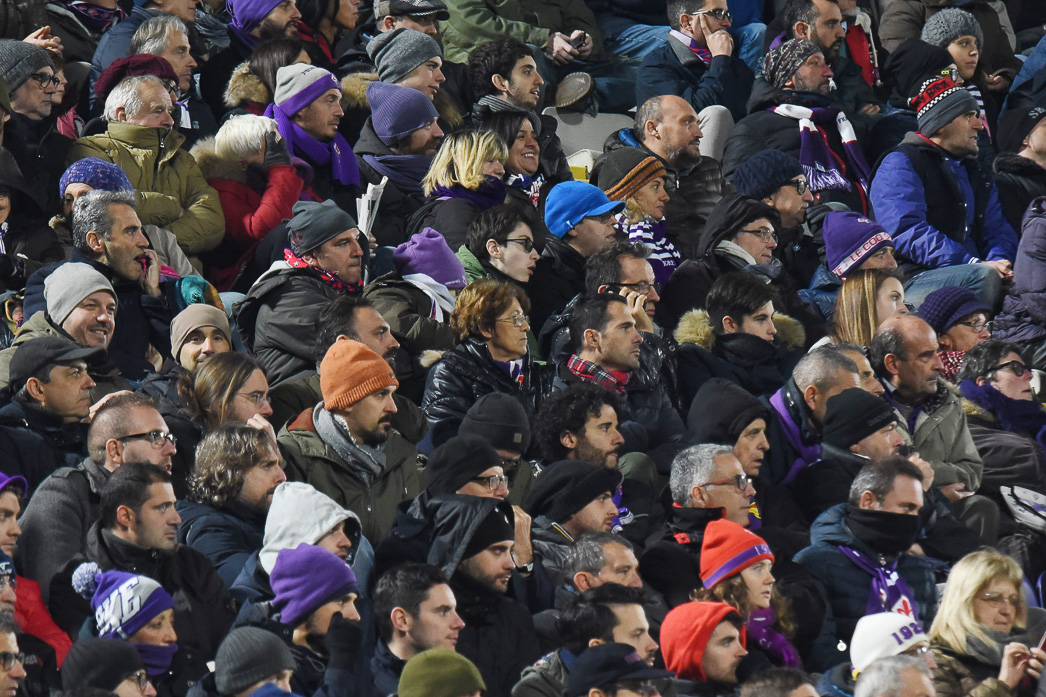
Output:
[930,646,1016,697]
[190,139,303,289]
[878,0,1021,80]
[14,576,71,666]
[801,264,842,323]
[45,1,104,63]
[234,263,347,386]
[0,0,47,39]
[468,100,572,187]
[176,500,266,589]
[603,128,725,260]
[362,273,457,357]
[793,504,938,669]
[638,504,718,608]
[68,123,225,258]
[278,408,424,542]
[24,251,175,381]
[636,36,754,123]
[761,379,824,486]
[198,31,253,120]
[792,444,867,525]
[962,398,1046,502]
[4,113,73,220]
[530,237,587,338]
[353,121,428,249]
[871,133,1017,271]
[15,458,110,603]
[513,649,570,697]
[422,338,554,445]
[89,6,164,94]
[993,197,1046,346]
[370,640,404,697]
[49,524,236,697]
[993,153,1046,233]
[415,197,489,252]
[673,309,805,406]
[0,400,87,498]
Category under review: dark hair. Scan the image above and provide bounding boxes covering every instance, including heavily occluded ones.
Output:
[249,38,306,98]
[373,563,449,644]
[740,668,817,697]
[188,424,276,508]
[466,204,533,262]
[584,242,650,294]
[557,584,649,655]
[848,456,924,507]
[568,294,629,353]
[467,38,534,98]
[665,0,707,30]
[783,0,838,39]
[534,383,622,460]
[314,296,376,363]
[707,272,779,336]
[869,324,906,378]
[87,392,160,466]
[478,111,540,175]
[956,339,1026,383]
[100,463,172,530]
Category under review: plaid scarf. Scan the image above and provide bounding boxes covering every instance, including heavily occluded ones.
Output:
[567,354,628,395]
[670,29,712,65]
[769,104,871,198]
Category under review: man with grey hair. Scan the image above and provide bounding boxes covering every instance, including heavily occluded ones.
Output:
[68,74,224,263]
[23,189,175,380]
[762,345,860,485]
[853,655,934,697]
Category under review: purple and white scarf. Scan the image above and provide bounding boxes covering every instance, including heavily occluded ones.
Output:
[769,104,871,196]
[838,545,921,622]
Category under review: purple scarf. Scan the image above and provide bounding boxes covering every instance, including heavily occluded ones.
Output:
[362,153,430,196]
[769,104,871,196]
[838,545,921,622]
[61,0,125,33]
[433,175,507,210]
[959,379,1046,453]
[748,608,802,668]
[770,388,822,485]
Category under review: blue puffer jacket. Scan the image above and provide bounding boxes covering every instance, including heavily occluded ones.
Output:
[636,37,754,122]
[799,264,842,323]
[793,504,938,671]
[991,196,1046,345]
[89,6,163,100]
[176,500,265,589]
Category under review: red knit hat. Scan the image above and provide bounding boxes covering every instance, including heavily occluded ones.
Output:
[661,602,746,680]
[699,519,774,588]
[320,340,398,410]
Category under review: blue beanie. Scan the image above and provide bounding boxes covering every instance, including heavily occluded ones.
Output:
[88,568,175,640]
[366,81,438,146]
[271,544,359,627]
[732,150,804,200]
[917,286,990,335]
[59,158,133,199]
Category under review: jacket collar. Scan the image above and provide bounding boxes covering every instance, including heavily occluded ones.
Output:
[103,122,186,163]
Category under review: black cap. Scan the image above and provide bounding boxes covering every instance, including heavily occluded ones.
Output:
[567,644,673,697]
[822,388,897,450]
[426,434,504,495]
[9,336,104,389]
[459,392,532,453]
[523,460,622,523]
[373,0,449,20]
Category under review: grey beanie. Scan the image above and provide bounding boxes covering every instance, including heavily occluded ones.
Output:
[366,28,442,84]
[273,64,340,116]
[287,199,358,256]
[912,75,979,137]
[44,263,116,327]
[0,40,54,93]
[215,627,296,696]
[921,8,984,50]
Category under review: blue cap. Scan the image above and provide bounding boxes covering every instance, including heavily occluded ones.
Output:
[544,181,625,239]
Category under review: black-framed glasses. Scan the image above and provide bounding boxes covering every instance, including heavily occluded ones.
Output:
[123,669,151,693]
[470,473,508,491]
[695,8,732,21]
[117,430,177,448]
[497,313,529,328]
[702,473,751,491]
[958,319,991,333]
[613,281,661,295]
[0,652,24,672]
[788,177,809,195]
[991,360,1027,378]
[587,211,617,224]
[28,72,60,89]
[740,227,778,244]
[505,237,536,253]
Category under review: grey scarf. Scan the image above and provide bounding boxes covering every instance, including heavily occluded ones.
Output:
[313,406,386,486]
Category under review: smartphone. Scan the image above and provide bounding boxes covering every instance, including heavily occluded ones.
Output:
[570,32,587,49]
[1037,629,1046,653]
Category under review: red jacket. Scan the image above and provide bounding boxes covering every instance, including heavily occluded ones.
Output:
[15,576,71,666]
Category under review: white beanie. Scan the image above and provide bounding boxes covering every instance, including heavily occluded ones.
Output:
[44,263,116,327]
[851,613,928,672]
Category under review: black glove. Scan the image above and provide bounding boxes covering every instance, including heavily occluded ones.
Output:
[324,612,363,670]
[263,130,292,169]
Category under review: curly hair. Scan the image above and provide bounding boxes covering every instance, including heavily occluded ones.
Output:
[534,382,622,460]
[178,352,265,429]
[450,278,530,343]
[188,424,276,508]
[693,572,796,638]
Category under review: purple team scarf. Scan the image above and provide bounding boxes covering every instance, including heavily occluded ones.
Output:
[770,388,822,485]
[432,176,507,210]
[838,545,921,622]
[769,104,871,196]
[362,153,430,195]
[748,607,802,668]
[62,0,125,33]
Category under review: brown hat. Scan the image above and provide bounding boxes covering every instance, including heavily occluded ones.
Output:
[170,304,232,362]
[320,340,399,410]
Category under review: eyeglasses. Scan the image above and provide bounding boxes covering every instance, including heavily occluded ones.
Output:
[740,227,778,244]
[788,178,809,195]
[497,313,530,328]
[470,474,508,491]
[501,456,522,472]
[991,360,1027,378]
[505,237,536,253]
[27,72,60,89]
[238,391,272,406]
[977,591,1022,607]
[701,473,751,491]
[117,430,178,448]
[958,319,991,333]
[613,281,661,295]
[0,653,24,672]
[695,8,732,21]
[124,670,151,693]
[587,211,617,224]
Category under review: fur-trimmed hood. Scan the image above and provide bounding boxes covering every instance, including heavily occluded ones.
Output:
[994,152,1046,177]
[224,62,271,109]
[962,397,996,423]
[674,308,806,351]
[190,137,249,184]
[339,72,464,128]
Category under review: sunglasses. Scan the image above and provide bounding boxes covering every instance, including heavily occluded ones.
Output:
[695,8,732,21]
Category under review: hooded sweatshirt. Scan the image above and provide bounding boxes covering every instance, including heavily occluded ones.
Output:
[259,481,364,574]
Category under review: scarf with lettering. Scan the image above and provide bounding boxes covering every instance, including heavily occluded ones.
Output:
[769,104,870,196]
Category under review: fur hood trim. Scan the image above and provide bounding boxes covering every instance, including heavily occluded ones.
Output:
[962,397,996,423]
[420,349,444,368]
[341,72,378,110]
[674,308,806,351]
[190,138,249,184]
[224,61,271,109]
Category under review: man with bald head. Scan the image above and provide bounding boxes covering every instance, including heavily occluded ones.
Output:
[870,314,998,545]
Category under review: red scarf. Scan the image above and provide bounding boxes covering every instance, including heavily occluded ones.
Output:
[283,248,362,294]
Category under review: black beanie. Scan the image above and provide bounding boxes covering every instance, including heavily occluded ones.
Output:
[687,378,770,445]
[881,39,955,103]
[998,105,1046,154]
[459,393,532,453]
[523,460,622,523]
[426,435,504,495]
[463,502,516,558]
[822,388,897,449]
[62,638,146,692]
[287,200,358,257]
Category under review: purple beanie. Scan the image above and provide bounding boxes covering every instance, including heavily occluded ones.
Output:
[91,570,176,640]
[393,228,468,289]
[59,158,133,199]
[228,0,285,32]
[823,211,894,278]
[366,81,439,146]
[0,472,27,498]
[917,286,991,335]
[271,544,360,627]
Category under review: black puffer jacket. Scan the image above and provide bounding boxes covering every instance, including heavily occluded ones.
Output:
[993,152,1046,233]
[0,400,87,497]
[0,149,64,292]
[354,119,428,248]
[176,500,265,589]
[530,236,587,336]
[421,338,554,443]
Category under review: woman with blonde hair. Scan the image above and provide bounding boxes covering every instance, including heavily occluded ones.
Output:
[929,550,1046,697]
[830,269,908,346]
[416,131,509,249]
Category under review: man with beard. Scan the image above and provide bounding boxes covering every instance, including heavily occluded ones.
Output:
[139,304,233,408]
[177,424,287,586]
[279,340,422,542]
[724,39,872,215]
[200,0,303,116]
[24,190,176,381]
[793,457,937,671]
[355,82,444,248]
[603,95,725,259]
